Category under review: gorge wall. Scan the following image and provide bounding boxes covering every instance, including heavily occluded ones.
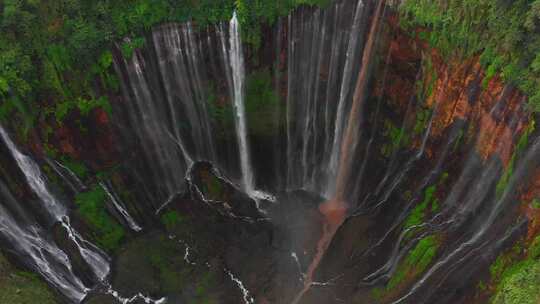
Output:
[0,1,539,304]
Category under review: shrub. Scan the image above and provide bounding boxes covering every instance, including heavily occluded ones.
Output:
[75,186,125,251]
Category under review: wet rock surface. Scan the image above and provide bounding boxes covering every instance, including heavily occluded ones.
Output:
[87,162,331,304]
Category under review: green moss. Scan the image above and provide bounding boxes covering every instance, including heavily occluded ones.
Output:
[370,287,384,301]
[528,235,540,260]
[53,96,112,124]
[381,120,409,157]
[477,280,487,292]
[193,271,217,304]
[119,233,220,302]
[386,235,440,291]
[147,238,192,293]
[416,56,437,103]
[496,120,535,198]
[160,211,185,231]
[532,199,540,210]
[207,82,235,139]
[0,254,57,304]
[245,69,282,137]
[413,108,432,136]
[492,259,540,304]
[404,186,438,230]
[201,173,226,201]
[487,235,540,304]
[75,186,125,252]
[209,68,282,139]
[400,1,540,111]
[61,158,89,179]
[407,236,438,270]
[490,243,523,283]
[120,37,146,59]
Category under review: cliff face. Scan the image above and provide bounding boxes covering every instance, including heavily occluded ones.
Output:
[380,14,530,167]
[2,2,540,304]
[336,12,538,304]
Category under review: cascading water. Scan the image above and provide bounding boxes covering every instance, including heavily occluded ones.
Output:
[0,125,109,301]
[100,182,143,232]
[114,44,190,206]
[283,0,367,197]
[114,16,260,208]
[0,125,166,303]
[0,180,88,303]
[45,158,86,193]
[291,1,386,302]
[0,125,111,283]
[228,12,255,196]
[2,1,539,304]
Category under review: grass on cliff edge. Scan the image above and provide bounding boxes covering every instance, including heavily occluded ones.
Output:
[0,253,57,304]
[400,0,540,112]
[0,0,330,136]
[489,235,540,304]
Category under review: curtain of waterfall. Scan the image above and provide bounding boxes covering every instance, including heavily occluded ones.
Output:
[282,0,367,199]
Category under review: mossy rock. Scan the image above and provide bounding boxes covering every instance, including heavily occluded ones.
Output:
[111,231,238,303]
[0,253,58,304]
[492,259,540,304]
[84,294,119,304]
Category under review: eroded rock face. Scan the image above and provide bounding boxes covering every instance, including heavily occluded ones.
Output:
[292,12,535,304]
[30,106,119,171]
[380,14,530,167]
[188,161,263,219]
[1,4,539,304]
[99,161,338,304]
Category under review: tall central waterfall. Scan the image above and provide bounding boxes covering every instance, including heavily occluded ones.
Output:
[228,12,255,195]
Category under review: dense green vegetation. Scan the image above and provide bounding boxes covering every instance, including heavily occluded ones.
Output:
[380,119,409,157]
[404,184,439,231]
[75,185,124,251]
[0,253,56,304]
[372,235,440,300]
[388,235,439,289]
[488,236,540,304]
[400,0,540,111]
[0,0,328,138]
[496,119,535,198]
[114,232,221,304]
[160,210,185,231]
[245,68,282,137]
[61,157,89,179]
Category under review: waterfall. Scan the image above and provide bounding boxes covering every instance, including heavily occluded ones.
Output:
[228,12,255,195]
[116,17,262,207]
[45,158,86,194]
[0,125,110,287]
[114,46,189,206]
[291,1,386,301]
[333,0,386,202]
[283,0,367,196]
[100,182,143,232]
[0,181,88,303]
[325,0,366,197]
[0,127,67,219]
